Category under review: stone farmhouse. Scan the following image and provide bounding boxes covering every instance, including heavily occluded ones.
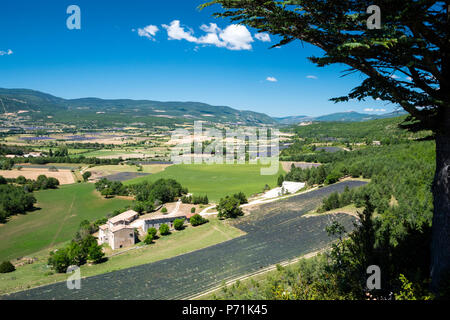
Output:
[98,210,139,250]
[98,209,188,250]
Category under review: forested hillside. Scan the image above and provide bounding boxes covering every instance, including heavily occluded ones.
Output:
[214,121,438,299]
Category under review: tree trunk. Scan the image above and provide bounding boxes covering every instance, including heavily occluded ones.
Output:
[431,130,450,295]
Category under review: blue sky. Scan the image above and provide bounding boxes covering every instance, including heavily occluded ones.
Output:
[0,0,397,117]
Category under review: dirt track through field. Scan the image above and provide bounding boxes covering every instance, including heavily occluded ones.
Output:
[2,180,366,300]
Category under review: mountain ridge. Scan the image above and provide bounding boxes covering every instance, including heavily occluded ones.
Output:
[0,88,406,126]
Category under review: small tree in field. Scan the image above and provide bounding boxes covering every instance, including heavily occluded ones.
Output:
[101,188,114,199]
[190,214,208,226]
[82,171,92,182]
[217,196,244,219]
[159,223,170,236]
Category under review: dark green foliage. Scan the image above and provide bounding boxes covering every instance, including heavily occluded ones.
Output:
[95,178,128,196]
[0,144,29,156]
[181,194,209,205]
[324,170,342,185]
[189,214,208,227]
[0,158,14,170]
[0,184,36,223]
[144,233,153,245]
[232,192,248,205]
[173,218,185,231]
[0,261,16,273]
[159,224,170,236]
[190,207,196,214]
[147,227,157,238]
[47,248,71,273]
[277,174,284,187]
[130,178,186,204]
[7,174,60,191]
[161,207,168,214]
[48,231,104,273]
[217,196,243,219]
[82,171,92,181]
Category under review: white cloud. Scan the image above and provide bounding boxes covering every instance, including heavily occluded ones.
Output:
[136,25,159,40]
[255,32,271,42]
[162,20,197,42]
[406,76,413,81]
[266,77,277,82]
[161,20,254,51]
[218,24,254,50]
[390,74,400,79]
[0,49,13,56]
[364,108,374,112]
[306,75,318,79]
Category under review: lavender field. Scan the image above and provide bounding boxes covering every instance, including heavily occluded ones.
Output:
[3,181,366,300]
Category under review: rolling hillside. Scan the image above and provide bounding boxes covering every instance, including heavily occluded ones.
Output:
[0,88,275,126]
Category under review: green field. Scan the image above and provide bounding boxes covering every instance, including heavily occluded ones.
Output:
[124,163,285,202]
[0,218,244,295]
[0,184,131,261]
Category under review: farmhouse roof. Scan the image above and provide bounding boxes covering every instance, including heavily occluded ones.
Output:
[110,225,135,233]
[99,224,108,230]
[143,215,187,225]
[108,210,139,224]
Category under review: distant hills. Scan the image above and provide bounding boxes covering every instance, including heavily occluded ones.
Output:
[275,111,407,124]
[0,88,406,127]
[0,88,275,126]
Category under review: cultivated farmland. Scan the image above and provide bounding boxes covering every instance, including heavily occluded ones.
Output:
[0,168,75,185]
[2,180,366,300]
[124,163,285,202]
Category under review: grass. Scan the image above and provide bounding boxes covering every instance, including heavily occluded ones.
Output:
[124,163,285,202]
[0,184,131,262]
[0,218,244,295]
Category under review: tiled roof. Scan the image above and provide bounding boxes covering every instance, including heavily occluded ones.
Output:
[108,210,138,224]
[110,225,135,233]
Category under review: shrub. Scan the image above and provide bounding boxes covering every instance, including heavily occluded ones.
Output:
[159,223,170,235]
[174,218,185,230]
[147,227,158,238]
[144,234,153,245]
[217,196,244,219]
[191,207,196,213]
[161,207,168,214]
[48,248,71,273]
[0,261,15,273]
[190,214,208,227]
[82,171,92,182]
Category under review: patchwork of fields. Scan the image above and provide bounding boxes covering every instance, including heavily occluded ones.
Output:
[3,180,366,300]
